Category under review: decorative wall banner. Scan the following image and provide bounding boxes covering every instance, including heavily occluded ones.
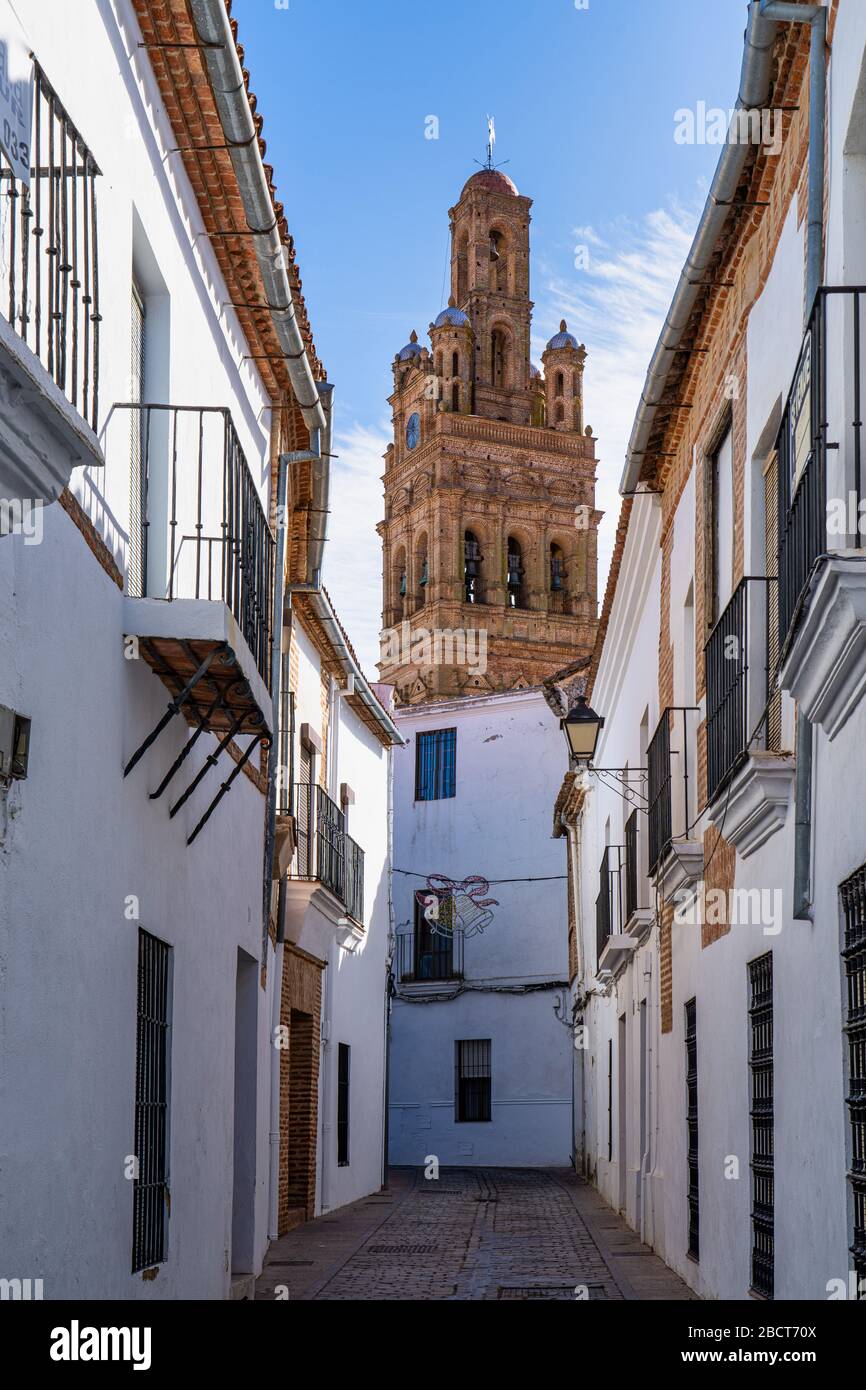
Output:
[415,873,499,938]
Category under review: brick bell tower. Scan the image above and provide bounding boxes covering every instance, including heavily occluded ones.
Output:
[377,159,600,705]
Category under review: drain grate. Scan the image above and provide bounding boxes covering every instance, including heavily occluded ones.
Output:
[497,1283,609,1300]
[266,1260,314,1268]
[367,1243,438,1255]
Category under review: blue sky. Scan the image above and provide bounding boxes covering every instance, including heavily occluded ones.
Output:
[236,0,749,675]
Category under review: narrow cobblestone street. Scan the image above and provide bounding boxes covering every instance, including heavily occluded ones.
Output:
[256,1169,696,1301]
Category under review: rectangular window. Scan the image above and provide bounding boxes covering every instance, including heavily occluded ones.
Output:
[707,422,734,629]
[132,929,171,1273]
[129,283,146,597]
[337,1043,350,1167]
[455,1039,491,1122]
[748,953,774,1298]
[415,727,457,801]
[685,998,699,1259]
[840,866,866,1299]
[414,893,455,980]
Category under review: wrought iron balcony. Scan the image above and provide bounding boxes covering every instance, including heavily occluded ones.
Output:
[705,577,779,804]
[291,783,365,925]
[114,403,275,689]
[777,287,866,651]
[1,63,100,431]
[596,844,625,969]
[647,707,700,878]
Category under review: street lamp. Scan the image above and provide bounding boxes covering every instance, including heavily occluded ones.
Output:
[561,694,604,767]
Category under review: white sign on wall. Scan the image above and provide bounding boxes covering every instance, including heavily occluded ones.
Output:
[0,0,32,186]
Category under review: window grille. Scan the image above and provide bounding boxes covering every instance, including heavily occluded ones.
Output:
[337,1043,350,1167]
[456,1039,491,1122]
[685,998,699,1259]
[748,953,774,1298]
[840,866,866,1298]
[132,929,171,1273]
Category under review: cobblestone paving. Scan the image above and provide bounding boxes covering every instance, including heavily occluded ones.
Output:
[256,1168,696,1301]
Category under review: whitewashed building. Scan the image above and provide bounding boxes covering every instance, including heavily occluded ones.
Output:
[388,689,573,1168]
[0,0,396,1301]
[559,0,866,1303]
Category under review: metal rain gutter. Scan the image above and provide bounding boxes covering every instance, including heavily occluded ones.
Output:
[188,0,327,437]
[620,0,776,495]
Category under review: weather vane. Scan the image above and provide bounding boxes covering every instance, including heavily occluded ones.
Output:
[475,115,510,173]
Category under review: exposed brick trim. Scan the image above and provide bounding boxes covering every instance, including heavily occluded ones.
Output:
[586,497,633,701]
[58,488,123,590]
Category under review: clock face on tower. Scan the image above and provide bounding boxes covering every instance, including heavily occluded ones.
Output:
[406,412,420,450]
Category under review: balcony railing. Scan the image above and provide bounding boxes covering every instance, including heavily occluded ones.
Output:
[1,63,100,429]
[647,707,699,877]
[113,403,275,688]
[625,810,639,924]
[596,845,625,968]
[777,287,866,651]
[291,783,365,924]
[705,577,778,804]
[396,916,464,983]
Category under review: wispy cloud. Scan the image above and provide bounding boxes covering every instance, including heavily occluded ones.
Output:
[534,196,701,598]
[322,418,391,678]
[325,195,702,677]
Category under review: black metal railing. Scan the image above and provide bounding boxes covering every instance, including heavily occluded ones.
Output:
[777,287,866,651]
[705,577,778,804]
[625,810,639,923]
[291,783,365,924]
[396,915,464,983]
[114,404,275,688]
[596,845,624,968]
[0,62,100,429]
[647,707,699,877]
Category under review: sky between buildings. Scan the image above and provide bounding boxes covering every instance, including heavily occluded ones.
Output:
[237,0,748,676]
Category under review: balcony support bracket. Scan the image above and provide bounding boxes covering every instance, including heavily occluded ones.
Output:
[123,642,227,778]
[187,732,269,846]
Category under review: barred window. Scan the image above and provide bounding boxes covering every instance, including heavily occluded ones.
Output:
[132,930,172,1273]
[685,998,699,1260]
[840,866,866,1298]
[748,953,774,1299]
[337,1043,350,1167]
[456,1039,491,1122]
[415,728,457,801]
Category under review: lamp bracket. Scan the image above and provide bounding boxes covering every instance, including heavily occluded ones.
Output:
[572,764,649,808]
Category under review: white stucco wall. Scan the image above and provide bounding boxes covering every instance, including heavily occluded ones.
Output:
[576,0,866,1300]
[0,0,279,1299]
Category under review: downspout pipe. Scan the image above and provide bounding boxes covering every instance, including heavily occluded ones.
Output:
[621,1,776,494]
[759,1,828,920]
[189,0,327,437]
